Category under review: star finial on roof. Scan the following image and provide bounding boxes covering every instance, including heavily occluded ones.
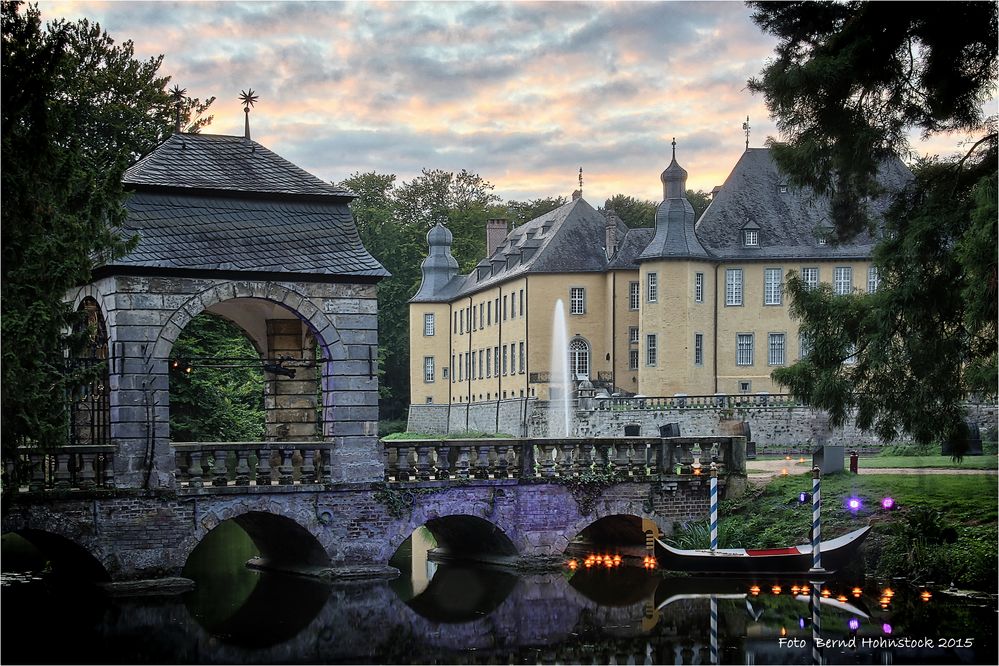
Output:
[239,89,259,140]
[170,84,187,132]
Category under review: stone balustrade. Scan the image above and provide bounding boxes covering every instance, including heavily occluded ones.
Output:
[382,436,746,483]
[594,393,805,411]
[172,442,335,491]
[4,445,115,493]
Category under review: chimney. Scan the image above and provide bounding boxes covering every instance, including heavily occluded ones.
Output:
[604,209,621,259]
[571,189,582,201]
[486,218,508,257]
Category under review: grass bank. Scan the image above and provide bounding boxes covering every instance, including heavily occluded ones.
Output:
[676,471,998,591]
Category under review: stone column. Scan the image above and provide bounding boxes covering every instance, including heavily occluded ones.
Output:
[264,319,318,441]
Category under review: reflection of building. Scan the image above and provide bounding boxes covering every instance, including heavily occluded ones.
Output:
[409,145,909,412]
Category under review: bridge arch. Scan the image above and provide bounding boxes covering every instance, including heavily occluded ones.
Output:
[384,512,519,565]
[560,508,669,556]
[2,528,110,581]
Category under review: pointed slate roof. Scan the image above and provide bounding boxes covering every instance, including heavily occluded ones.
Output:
[103,133,388,279]
[694,148,911,260]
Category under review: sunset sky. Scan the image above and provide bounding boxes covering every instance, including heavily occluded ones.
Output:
[40,1,984,206]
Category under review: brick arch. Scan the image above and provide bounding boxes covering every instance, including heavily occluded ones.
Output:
[151,280,347,363]
[557,503,669,556]
[2,514,113,580]
[67,282,114,320]
[380,498,519,564]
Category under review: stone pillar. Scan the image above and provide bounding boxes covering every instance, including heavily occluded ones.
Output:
[264,319,318,441]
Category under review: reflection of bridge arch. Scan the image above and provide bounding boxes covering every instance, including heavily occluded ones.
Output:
[3,528,110,581]
[383,511,519,565]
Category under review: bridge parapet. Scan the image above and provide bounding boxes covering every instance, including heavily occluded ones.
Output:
[5,445,116,493]
[172,441,335,494]
[382,436,746,483]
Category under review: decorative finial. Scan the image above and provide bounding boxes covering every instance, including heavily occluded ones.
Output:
[239,89,258,140]
[671,137,676,160]
[578,167,583,194]
[742,115,751,151]
[170,84,187,133]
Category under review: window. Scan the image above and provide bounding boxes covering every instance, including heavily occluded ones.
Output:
[844,343,858,365]
[479,302,484,327]
[799,333,812,359]
[569,338,589,379]
[743,229,759,247]
[694,333,704,366]
[519,289,524,316]
[486,348,492,377]
[739,380,752,393]
[494,346,499,375]
[736,333,754,366]
[646,334,658,366]
[768,333,786,366]
[465,352,470,380]
[569,287,585,315]
[502,345,508,375]
[478,349,484,378]
[628,349,639,371]
[509,343,517,374]
[818,236,828,246]
[868,266,880,293]
[423,313,435,336]
[487,300,492,325]
[453,312,458,334]
[629,326,639,344]
[629,281,640,310]
[451,355,456,382]
[442,367,449,379]
[695,273,704,303]
[510,293,516,318]
[494,298,499,322]
[503,295,508,320]
[779,184,788,194]
[519,341,525,373]
[459,310,464,335]
[834,267,852,295]
[801,267,819,290]
[472,305,477,331]
[457,354,462,382]
[647,272,658,303]
[426,396,433,404]
[725,268,743,306]
[764,268,783,305]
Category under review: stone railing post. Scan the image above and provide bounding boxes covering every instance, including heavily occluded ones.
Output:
[78,453,97,490]
[495,442,510,479]
[187,451,204,488]
[255,448,271,486]
[414,445,432,480]
[234,450,252,486]
[212,449,229,487]
[454,445,471,480]
[278,448,294,485]
[301,449,316,484]
[436,444,452,480]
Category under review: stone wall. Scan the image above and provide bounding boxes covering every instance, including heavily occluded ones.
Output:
[411,396,998,448]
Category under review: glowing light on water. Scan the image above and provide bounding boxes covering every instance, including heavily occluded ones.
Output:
[848,617,860,631]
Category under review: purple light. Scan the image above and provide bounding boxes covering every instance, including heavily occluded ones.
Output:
[882,623,893,635]
[881,497,895,510]
[847,497,862,511]
[848,617,860,632]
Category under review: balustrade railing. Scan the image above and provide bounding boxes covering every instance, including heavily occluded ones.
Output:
[594,393,804,411]
[4,445,115,493]
[382,436,746,484]
[172,442,334,489]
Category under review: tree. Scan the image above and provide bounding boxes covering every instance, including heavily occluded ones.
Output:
[685,189,712,222]
[748,0,998,449]
[600,194,656,228]
[1,1,213,463]
[505,196,568,226]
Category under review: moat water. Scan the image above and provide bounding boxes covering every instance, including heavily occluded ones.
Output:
[2,523,996,665]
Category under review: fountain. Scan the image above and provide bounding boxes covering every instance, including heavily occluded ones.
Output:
[550,299,573,437]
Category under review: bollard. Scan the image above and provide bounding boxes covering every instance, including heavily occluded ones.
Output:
[849,451,859,474]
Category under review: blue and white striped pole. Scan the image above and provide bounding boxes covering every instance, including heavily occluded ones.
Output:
[809,466,825,573]
[710,462,719,552]
[710,594,719,664]
[811,579,823,665]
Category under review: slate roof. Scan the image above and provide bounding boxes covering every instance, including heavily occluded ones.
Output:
[607,227,654,270]
[694,148,911,260]
[123,133,354,198]
[105,133,388,278]
[410,198,627,303]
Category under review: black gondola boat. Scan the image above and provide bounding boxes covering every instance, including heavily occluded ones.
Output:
[654,526,871,575]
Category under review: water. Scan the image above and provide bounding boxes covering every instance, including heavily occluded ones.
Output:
[2,527,996,664]
[550,298,572,437]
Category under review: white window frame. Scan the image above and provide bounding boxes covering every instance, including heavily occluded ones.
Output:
[834,267,853,295]
[867,266,880,293]
[801,267,819,291]
[628,349,639,371]
[569,337,590,379]
[478,349,484,378]
[695,272,704,303]
[647,272,658,303]
[799,333,812,359]
[570,287,586,315]
[424,313,435,336]
[725,268,743,306]
[629,281,640,310]
[502,345,508,375]
[646,333,658,367]
[510,293,516,319]
[510,343,517,374]
[519,341,525,374]
[424,356,435,383]
[493,345,499,376]
[768,333,786,366]
[736,333,754,366]
[764,268,783,306]
[486,348,492,377]
[743,229,759,247]
[694,333,704,366]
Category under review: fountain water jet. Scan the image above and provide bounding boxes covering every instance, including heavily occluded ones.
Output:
[550,299,573,437]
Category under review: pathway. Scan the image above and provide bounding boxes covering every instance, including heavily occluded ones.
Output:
[745,457,999,483]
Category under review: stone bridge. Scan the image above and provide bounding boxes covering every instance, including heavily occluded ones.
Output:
[3,436,746,585]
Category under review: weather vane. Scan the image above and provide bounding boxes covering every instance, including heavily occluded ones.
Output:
[170,84,187,133]
[742,115,751,151]
[671,137,676,160]
[239,89,259,140]
[578,167,583,195]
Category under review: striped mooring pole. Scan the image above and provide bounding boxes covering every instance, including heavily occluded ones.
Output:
[811,580,823,665]
[810,466,825,573]
[710,462,719,552]
[710,594,719,664]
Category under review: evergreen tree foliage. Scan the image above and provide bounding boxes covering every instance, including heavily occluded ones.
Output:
[601,190,710,227]
[1,1,213,460]
[169,314,265,442]
[749,0,998,448]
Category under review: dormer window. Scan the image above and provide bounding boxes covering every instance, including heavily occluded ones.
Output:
[778,184,788,194]
[817,237,828,246]
[743,229,759,247]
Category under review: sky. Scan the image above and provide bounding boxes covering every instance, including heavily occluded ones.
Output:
[40,0,984,206]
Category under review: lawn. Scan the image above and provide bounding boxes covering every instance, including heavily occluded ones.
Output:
[859,454,998,469]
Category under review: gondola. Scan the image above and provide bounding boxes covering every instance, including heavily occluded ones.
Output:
[654,526,871,575]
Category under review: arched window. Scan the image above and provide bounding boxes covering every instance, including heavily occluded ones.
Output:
[70,298,110,446]
[569,338,590,380]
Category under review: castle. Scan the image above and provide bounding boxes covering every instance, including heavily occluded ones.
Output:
[408,144,909,417]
